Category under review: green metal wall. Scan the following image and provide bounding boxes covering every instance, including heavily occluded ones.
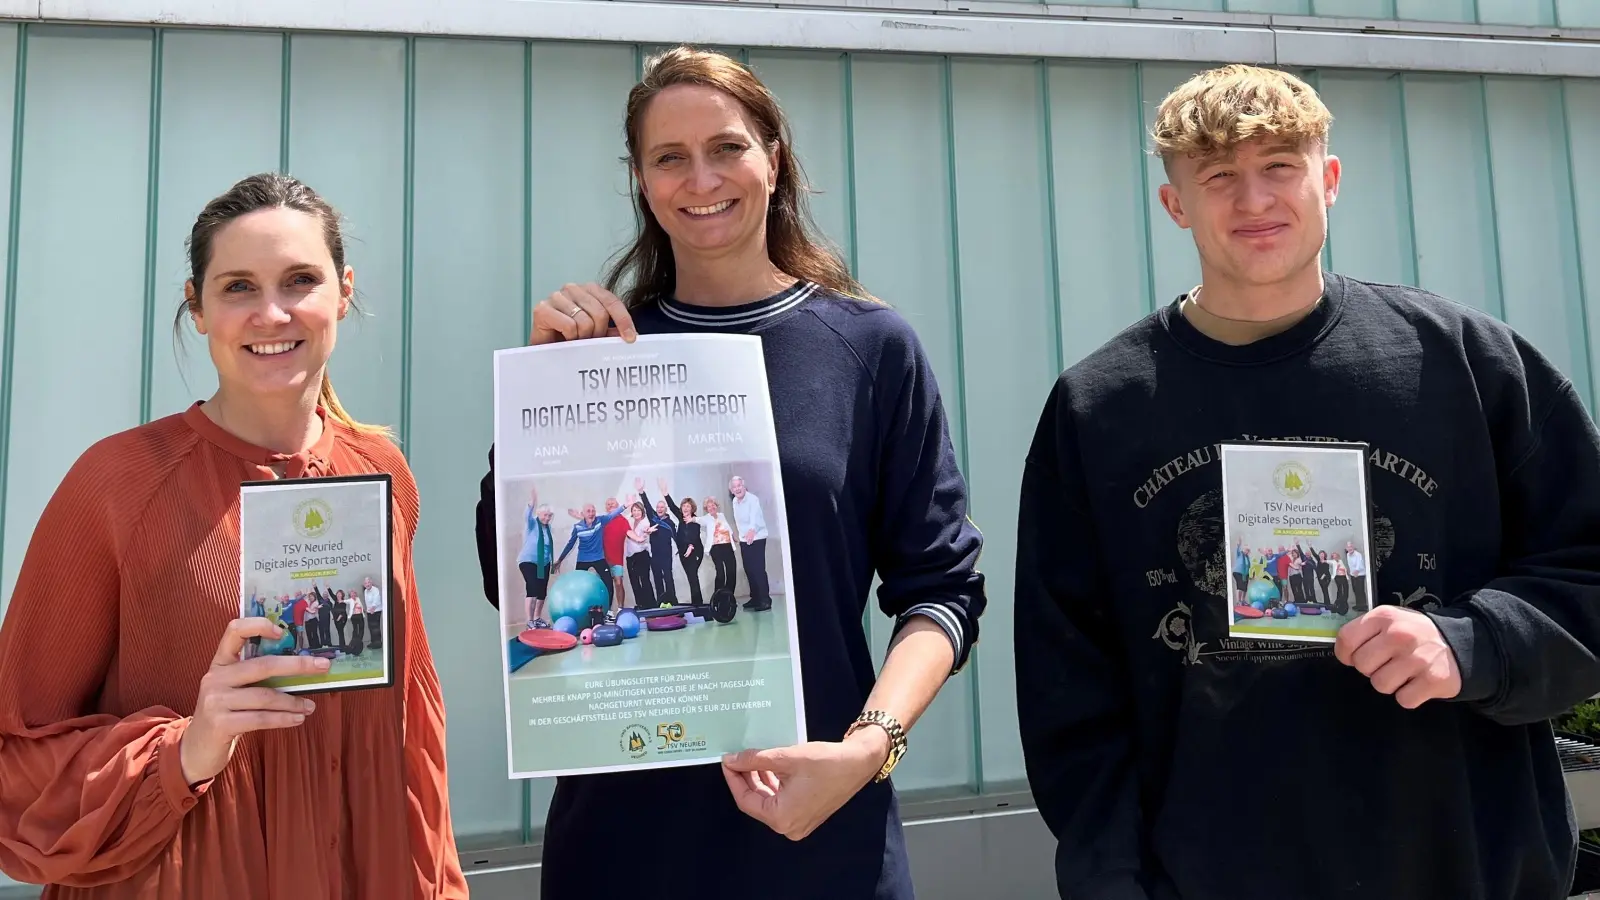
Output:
[1055,0,1599,27]
[0,21,1596,855]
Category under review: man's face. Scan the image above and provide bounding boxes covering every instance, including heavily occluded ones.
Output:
[1158,137,1339,290]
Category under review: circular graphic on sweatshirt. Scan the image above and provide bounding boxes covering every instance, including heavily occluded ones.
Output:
[1182,489,1397,598]
[1178,489,1227,598]
[1369,506,1395,574]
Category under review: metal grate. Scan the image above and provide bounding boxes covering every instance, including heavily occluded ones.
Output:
[1558,734,1600,773]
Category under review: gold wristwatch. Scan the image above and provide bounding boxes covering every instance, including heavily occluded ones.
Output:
[846,709,907,783]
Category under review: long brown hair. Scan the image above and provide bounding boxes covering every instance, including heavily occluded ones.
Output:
[604,45,872,308]
[177,172,389,438]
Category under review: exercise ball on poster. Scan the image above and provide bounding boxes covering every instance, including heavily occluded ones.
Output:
[617,609,640,639]
[1246,578,1279,607]
[547,569,610,623]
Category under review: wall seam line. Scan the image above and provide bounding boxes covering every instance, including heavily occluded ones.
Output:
[1558,77,1595,409]
[0,22,27,590]
[139,28,163,425]
[279,32,291,172]
[1395,74,1421,287]
[842,51,858,280]
[1303,67,1333,272]
[1039,59,1064,376]
[522,40,533,348]
[1477,75,1507,321]
[399,36,416,451]
[1134,62,1157,315]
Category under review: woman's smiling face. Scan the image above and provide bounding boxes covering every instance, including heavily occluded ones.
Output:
[634,83,777,262]
[188,206,350,404]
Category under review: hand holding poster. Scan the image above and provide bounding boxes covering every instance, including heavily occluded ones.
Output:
[492,334,806,779]
[1220,441,1375,643]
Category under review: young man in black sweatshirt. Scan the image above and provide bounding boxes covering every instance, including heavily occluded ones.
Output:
[1015,63,1600,900]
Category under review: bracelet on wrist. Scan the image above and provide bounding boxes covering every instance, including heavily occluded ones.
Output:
[845,710,907,783]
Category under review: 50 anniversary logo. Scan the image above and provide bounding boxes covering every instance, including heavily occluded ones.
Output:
[619,721,709,759]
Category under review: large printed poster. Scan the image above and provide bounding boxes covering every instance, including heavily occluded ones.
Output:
[492,334,807,779]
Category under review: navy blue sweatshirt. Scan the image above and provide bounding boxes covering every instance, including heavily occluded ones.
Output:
[1015,272,1600,900]
[475,280,986,900]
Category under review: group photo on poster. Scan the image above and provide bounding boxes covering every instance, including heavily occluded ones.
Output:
[502,468,779,638]
[236,475,394,693]
[491,334,806,778]
[1220,441,1374,642]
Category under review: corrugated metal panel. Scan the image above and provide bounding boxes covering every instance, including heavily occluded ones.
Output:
[0,23,1595,858]
[1056,0,1596,27]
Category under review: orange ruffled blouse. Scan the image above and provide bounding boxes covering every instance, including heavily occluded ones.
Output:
[0,403,467,898]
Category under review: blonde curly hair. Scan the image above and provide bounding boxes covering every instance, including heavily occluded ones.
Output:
[1150,64,1333,173]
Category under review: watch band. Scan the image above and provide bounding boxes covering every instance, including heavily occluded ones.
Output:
[846,709,907,783]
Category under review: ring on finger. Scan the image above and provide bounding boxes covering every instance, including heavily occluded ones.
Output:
[570,306,585,318]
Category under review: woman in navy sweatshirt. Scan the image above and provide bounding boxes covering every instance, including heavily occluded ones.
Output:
[472,45,985,900]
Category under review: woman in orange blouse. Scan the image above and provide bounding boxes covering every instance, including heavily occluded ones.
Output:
[0,173,467,898]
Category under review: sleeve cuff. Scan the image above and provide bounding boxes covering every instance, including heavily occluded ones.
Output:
[896,603,968,675]
[156,721,211,815]
[1427,604,1502,705]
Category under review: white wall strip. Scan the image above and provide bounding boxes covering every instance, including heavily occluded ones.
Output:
[16,0,1600,77]
[1278,29,1600,78]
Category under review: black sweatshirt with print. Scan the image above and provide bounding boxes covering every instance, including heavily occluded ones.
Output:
[1015,272,1600,900]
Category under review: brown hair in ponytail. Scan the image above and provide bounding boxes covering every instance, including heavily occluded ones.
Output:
[316,376,380,436]
[177,172,390,438]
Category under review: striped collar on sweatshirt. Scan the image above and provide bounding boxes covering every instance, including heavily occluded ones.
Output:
[657,280,818,329]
